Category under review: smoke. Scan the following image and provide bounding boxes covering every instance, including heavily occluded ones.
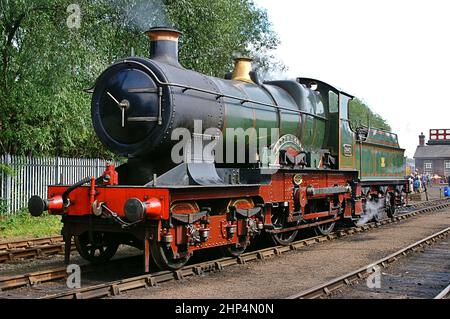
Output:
[115,0,172,31]
[356,200,385,226]
[261,69,293,82]
[253,53,291,82]
[236,42,290,82]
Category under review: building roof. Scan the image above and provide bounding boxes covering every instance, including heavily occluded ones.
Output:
[414,144,450,159]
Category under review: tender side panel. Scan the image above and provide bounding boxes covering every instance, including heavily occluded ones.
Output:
[356,143,405,181]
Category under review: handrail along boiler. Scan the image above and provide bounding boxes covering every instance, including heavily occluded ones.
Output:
[28,27,408,271]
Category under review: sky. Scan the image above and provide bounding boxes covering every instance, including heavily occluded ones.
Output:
[254,0,450,158]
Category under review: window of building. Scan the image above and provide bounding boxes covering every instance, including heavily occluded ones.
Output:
[424,161,433,173]
[445,161,450,176]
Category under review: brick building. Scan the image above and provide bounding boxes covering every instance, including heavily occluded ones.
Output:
[413,129,450,177]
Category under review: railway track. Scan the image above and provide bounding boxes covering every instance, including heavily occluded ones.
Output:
[0,235,63,251]
[287,227,450,299]
[0,267,69,291]
[0,199,444,265]
[0,235,69,263]
[0,198,448,299]
[435,284,450,299]
[0,254,145,293]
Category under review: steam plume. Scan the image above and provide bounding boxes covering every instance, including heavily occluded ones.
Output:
[356,200,385,226]
[115,0,172,31]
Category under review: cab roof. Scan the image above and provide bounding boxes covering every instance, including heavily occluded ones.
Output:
[297,77,354,99]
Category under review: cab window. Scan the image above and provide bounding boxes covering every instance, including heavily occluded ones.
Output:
[340,94,351,119]
[329,91,339,113]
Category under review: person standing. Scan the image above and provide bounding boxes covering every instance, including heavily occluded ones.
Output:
[413,175,420,193]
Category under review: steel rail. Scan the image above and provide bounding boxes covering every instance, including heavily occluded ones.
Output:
[0,241,74,264]
[0,235,63,252]
[0,254,142,292]
[0,267,69,291]
[36,199,450,300]
[287,227,450,299]
[434,284,450,299]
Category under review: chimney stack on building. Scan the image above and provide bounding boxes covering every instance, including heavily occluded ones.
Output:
[419,132,425,146]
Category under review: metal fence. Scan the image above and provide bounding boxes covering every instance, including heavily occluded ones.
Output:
[0,154,119,215]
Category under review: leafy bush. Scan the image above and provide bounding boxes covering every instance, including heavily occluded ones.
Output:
[0,210,62,240]
[349,98,391,131]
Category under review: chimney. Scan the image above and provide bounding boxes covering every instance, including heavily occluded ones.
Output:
[419,132,425,146]
[231,57,254,83]
[145,26,182,68]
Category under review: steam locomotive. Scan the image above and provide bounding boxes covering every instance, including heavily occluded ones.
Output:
[28,27,408,271]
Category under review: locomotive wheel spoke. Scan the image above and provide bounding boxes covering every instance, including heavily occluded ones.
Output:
[314,219,336,236]
[75,232,119,264]
[271,229,298,245]
[270,211,298,245]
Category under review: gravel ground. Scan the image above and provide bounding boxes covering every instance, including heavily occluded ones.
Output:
[112,208,450,299]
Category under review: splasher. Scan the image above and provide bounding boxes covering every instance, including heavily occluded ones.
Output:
[356,199,385,226]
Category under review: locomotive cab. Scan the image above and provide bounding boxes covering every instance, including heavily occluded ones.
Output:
[297,77,355,170]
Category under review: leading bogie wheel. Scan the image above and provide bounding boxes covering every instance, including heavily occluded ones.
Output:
[150,237,191,271]
[75,231,119,264]
[220,236,248,257]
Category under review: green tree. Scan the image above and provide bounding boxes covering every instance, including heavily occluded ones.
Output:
[349,98,391,131]
[0,0,281,157]
[166,0,281,76]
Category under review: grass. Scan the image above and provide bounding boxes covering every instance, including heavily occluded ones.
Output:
[0,210,62,241]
